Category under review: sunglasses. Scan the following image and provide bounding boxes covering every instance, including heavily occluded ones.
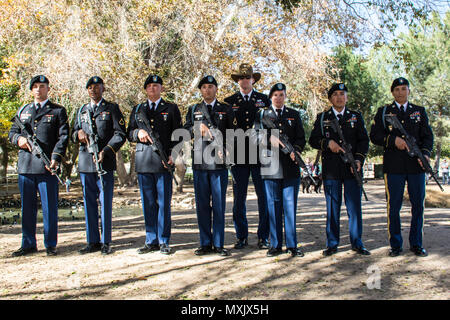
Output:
[239,76,252,80]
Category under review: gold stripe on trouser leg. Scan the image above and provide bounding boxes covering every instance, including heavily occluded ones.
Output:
[421,175,426,243]
[384,173,391,241]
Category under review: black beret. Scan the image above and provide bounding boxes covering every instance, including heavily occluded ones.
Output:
[269,83,286,98]
[29,75,49,90]
[144,74,163,89]
[391,77,409,92]
[86,76,104,89]
[328,83,347,99]
[198,75,218,89]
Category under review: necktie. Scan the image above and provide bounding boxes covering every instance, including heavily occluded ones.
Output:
[337,114,343,125]
[207,104,212,114]
[244,95,249,102]
[276,108,282,119]
[149,102,156,117]
[36,102,41,111]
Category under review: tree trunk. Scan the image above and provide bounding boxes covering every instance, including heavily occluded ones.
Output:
[62,143,79,179]
[115,150,128,187]
[0,140,9,183]
[126,148,137,186]
[434,141,441,174]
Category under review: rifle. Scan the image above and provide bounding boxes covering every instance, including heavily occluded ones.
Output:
[198,102,235,183]
[385,114,444,192]
[84,108,107,189]
[324,118,369,201]
[12,115,64,185]
[261,111,317,186]
[136,109,178,186]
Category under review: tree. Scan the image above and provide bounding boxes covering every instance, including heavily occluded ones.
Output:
[0,47,22,181]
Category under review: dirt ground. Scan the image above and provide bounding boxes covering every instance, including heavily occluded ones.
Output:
[0,179,448,300]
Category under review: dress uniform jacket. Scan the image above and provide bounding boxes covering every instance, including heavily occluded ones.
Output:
[127,99,182,173]
[254,107,306,179]
[369,102,433,174]
[72,99,126,172]
[309,107,369,180]
[184,101,234,171]
[224,90,270,165]
[9,101,69,173]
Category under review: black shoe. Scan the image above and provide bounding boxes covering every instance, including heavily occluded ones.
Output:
[410,246,428,257]
[389,247,403,257]
[257,239,270,250]
[234,238,248,249]
[79,243,102,255]
[12,247,37,257]
[214,247,230,256]
[137,243,160,254]
[352,246,371,255]
[194,246,213,256]
[287,247,304,257]
[266,247,283,257]
[322,247,338,256]
[101,243,112,255]
[46,247,57,256]
[160,243,172,255]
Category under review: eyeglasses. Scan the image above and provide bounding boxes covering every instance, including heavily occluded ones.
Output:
[239,76,252,80]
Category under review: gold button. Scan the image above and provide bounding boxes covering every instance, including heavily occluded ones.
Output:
[246,118,249,121]
[246,111,249,114]
[151,119,154,122]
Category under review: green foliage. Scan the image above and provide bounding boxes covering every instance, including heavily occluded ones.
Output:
[0,79,22,141]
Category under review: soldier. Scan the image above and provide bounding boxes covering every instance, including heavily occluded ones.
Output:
[370,77,433,257]
[224,63,271,250]
[184,75,234,256]
[254,83,306,257]
[127,75,182,255]
[309,83,370,256]
[9,75,69,256]
[72,76,126,255]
